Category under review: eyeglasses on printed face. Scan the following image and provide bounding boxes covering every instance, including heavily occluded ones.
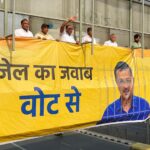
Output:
[117,78,133,85]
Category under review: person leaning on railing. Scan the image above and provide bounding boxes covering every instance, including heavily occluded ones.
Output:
[35,23,54,40]
[104,33,118,47]
[82,27,97,44]
[131,34,141,49]
[15,18,33,38]
[59,16,79,44]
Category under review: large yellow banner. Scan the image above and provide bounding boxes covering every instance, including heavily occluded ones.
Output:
[0,38,149,142]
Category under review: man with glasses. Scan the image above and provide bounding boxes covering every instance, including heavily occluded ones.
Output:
[97,61,150,124]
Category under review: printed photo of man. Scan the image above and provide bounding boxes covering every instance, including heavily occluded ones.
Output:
[97,61,150,124]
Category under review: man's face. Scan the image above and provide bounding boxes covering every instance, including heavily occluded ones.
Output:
[116,68,133,101]
[21,20,29,31]
[88,30,92,37]
[66,25,74,35]
[110,35,116,42]
[42,27,48,35]
[135,36,140,43]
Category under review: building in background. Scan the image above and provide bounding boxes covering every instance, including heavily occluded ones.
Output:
[0,0,150,47]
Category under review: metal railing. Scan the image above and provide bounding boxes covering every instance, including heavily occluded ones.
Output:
[1,0,150,51]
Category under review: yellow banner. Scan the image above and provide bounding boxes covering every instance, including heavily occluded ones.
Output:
[0,38,149,142]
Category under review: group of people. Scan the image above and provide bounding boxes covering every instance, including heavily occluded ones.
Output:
[14,17,141,49]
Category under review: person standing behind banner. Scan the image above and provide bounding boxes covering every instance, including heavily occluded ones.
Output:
[82,27,97,44]
[15,18,33,37]
[35,23,54,40]
[60,16,78,44]
[131,34,141,49]
[97,61,150,124]
[104,34,118,47]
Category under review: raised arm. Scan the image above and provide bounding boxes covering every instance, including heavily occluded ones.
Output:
[60,16,77,34]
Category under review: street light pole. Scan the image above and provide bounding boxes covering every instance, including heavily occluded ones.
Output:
[142,0,144,58]
[129,0,133,48]
[4,0,8,36]
[12,0,16,51]
[79,0,83,44]
[91,0,95,55]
